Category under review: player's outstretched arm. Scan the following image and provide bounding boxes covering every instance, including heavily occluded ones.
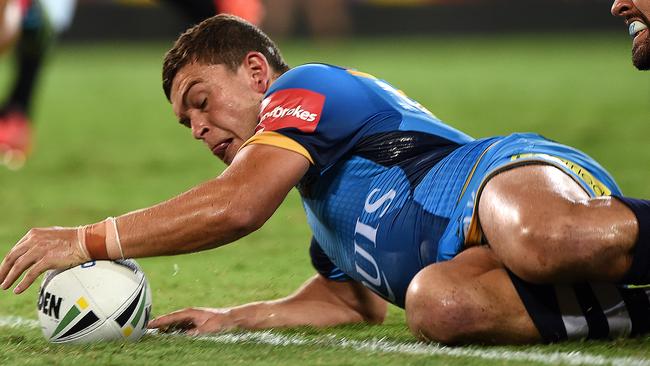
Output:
[0,144,310,293]
[148,274,388,335]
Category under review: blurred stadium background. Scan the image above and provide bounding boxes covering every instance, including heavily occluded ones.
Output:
[1,0,649,365]
[67,0,622,40]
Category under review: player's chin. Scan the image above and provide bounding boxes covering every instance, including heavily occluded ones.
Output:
[224,140,247,165]
[632,40,650,70]
[222,146,237,165]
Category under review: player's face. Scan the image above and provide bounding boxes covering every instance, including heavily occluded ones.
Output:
[170,62,265,165]
[612,0,650,70]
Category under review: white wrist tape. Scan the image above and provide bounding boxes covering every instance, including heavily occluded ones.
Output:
[105,217,125,260]
[76,226,91,260]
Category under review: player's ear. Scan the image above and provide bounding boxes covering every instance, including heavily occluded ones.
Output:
[243,51,270,94]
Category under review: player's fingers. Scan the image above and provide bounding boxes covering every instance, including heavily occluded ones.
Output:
[148,308,205,330]
[187,315,231,336]
[148,317,193,331]
[13,260,48,294]
[0,228,42,281]
[0,248,39,290]
[14,229,35,247]
[148,309,197,328]
[0,242,30,284]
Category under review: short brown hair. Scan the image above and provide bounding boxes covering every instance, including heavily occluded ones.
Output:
[162,14,290,100]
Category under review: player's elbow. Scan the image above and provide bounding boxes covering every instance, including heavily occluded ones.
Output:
[353,297,387,325]
[224,208,266,235]
[362,306,387,325]
[206,207,266,242]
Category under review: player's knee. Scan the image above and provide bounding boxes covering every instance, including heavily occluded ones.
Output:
[405,268,480,345]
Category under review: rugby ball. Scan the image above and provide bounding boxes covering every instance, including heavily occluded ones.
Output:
[37,260,152,344]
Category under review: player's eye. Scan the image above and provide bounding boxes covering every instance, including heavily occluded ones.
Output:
[199,98,207,110]
[179,118,191,128]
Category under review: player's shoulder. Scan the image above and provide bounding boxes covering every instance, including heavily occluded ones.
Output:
[268,63,357,96]
[276,63,348,83]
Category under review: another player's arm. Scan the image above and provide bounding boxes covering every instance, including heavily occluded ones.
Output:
[0,144,309,293]
[148,274,388,335]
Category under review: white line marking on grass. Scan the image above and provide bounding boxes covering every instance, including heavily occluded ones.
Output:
[0,316,38,329]
[188,331,650,366]
[2,316,649,365]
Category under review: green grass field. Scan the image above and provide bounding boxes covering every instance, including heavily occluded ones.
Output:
[1,33,649,365]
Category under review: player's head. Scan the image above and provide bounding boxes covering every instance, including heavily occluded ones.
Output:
[162,14,289,101]
[162,14,290,164]
[612,0,650,70]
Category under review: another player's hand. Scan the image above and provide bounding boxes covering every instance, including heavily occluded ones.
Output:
[0,227,90,294]
[148,307,238,335]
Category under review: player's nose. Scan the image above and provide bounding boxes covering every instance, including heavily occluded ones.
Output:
[611,0,633,17]
[191,119,210,140]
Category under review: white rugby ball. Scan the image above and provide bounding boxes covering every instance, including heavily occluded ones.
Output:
[37,260,152,344]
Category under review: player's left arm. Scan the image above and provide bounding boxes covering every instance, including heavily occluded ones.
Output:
[148,274,388,335]
[0,144,310,294]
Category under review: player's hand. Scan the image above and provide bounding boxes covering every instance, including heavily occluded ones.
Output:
[0,227,90,294]
[148,307,238,335]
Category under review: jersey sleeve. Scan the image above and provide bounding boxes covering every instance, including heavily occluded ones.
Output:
[309,237,352,282]
[241,64,396,172]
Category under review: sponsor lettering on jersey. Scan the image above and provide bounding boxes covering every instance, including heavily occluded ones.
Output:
[257,88,325,134]
[511,153,611,196]
[353,188,397,303]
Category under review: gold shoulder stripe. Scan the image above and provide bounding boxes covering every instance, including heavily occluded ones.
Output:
[240,131,314,165]
[347,70,377,79]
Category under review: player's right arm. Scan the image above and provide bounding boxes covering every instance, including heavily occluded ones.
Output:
[148,274,387,335]
[0,143,310,293]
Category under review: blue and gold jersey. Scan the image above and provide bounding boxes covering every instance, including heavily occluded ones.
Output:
[242,64,621,308]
